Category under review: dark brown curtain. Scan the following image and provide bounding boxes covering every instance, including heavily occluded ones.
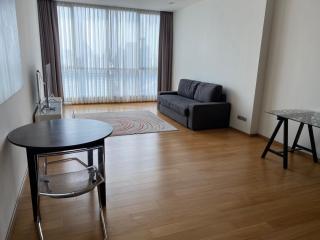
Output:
[158,11,173,92]
[37,0,63,97]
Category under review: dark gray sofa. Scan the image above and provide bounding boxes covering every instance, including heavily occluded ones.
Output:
[158,79,231,130]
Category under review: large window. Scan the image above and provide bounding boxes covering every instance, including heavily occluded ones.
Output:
[57,3,160,103]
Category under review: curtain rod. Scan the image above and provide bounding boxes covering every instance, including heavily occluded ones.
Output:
[54,0,161,15]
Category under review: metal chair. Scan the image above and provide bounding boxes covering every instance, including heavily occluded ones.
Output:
[36,147,108,239]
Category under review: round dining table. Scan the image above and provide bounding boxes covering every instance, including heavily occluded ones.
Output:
[7,119,113,225]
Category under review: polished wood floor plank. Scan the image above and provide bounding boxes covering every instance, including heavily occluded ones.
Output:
[9,102,320,240]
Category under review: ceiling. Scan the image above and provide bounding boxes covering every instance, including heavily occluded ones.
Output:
[61,0,200,11]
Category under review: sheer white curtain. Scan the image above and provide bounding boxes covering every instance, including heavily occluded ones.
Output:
[56,3,160,104]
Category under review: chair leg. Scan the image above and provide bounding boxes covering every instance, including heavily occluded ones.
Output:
[44,157,48,175]
[36,218,44,240]
[35,180,108,240]
[97,187,108,240]
[36,156,44,240]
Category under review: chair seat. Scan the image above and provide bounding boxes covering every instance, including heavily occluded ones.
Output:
[39,165,104,198]
[158,95,198,116]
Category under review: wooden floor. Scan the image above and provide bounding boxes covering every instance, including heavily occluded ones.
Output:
[10,102,320,240]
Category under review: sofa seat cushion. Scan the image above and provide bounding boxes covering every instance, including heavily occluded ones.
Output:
[194,82,223,102]
[158,95,198,116]
[177,79,200,99]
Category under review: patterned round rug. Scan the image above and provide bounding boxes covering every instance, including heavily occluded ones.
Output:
[74,110,177,136]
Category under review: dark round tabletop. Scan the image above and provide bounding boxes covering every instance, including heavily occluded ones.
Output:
[7,119,113,150]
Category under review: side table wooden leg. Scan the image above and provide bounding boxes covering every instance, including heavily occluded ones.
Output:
[88,149,93,166]
[98,145,106,207]
[26,149,40,222]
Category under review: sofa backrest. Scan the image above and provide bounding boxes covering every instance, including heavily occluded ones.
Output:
[220,94,227,102]
[177,79,200,99]
[194,82,223,102]
[177,79,224,102]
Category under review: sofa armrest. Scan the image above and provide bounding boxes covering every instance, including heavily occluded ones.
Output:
[159,91,178,95]
[188,102,231,130]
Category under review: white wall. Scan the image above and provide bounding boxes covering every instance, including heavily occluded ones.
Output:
[258,0,320,154]
[0,0,42,239]
[250,0,274,134]
[172,0,268,134]
[0,0,23,104]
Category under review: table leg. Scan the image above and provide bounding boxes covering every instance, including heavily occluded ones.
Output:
[283,119,288,169]
[308,125,318,163]
[98,145,106,207]
[26,149,40,222]
[291,123,304,152]
[88,149,93,166]
[261,119,284,158]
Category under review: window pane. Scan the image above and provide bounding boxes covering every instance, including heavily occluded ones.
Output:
[57,3,160,103]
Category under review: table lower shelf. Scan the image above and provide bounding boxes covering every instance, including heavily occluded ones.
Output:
[39,165,104,198]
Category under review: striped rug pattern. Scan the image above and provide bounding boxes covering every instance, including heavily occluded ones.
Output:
[75,110,177,136]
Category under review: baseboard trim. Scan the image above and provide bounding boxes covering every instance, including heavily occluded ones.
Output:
[256,134,314,159]
[5,168,28,240]
[256,133,282,146]
[230,128,282,145]
[230,127,260,137]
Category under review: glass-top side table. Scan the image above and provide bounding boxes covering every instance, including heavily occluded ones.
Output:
[262,109,319,169]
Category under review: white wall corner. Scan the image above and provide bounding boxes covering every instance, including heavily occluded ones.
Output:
[250,0,275,134]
